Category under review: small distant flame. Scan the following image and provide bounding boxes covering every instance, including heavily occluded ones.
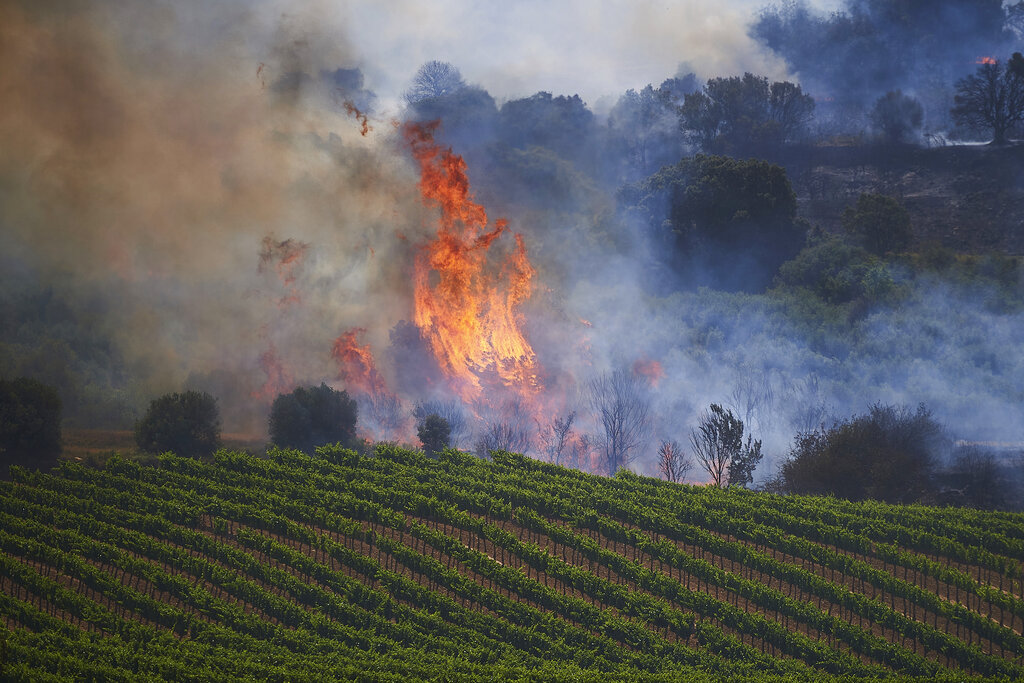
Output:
[331,328,389,397]
[579,318,593,328]
[404,121,542,406]
[632,358,664,387]
[343,101,372,136]
[976,56,998,65]
[252,343,294,401]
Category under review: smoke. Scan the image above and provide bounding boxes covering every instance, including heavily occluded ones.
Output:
[3,0,1024,501]
[0,1,431,432]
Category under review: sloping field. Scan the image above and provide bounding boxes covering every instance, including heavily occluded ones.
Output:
[0,445,1022,681]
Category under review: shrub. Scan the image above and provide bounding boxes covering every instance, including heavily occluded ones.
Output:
[135,390,220,458]
[269,383,357,453]
[780,403,946,503]
[842,193,912,256]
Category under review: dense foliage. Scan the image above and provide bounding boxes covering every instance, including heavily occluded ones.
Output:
[620,155,807,291]
[135,390,221,459]
[0,377,61,474]
[778,404,948,503]
[0,446,1021,681]
[268,384,358,453]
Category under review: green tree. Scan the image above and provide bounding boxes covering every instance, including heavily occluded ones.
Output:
[951,52,1024,145]
[135,390,220,458]
[417,413,450,458]
[870,90,923,143]
[620,155,807,291]
[269,383,358,453]
[689,404,761,487]
[842,193,912,255]
[679,73,813,153]
[0,377,61,474]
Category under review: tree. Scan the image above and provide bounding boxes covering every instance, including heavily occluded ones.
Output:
[269,383,358,453]
[136,390,220,458]
[657,439,692,483]
[588,369,651,475]
[779,403,946,503]
[870,90,923,143]
[689,404,761,487]
[539,410,576,466]
[842,193,912,255]
[727,436,763,488]
[951,53,1024,145]
[607,84,685,176]
[619,154,807,291]
[475,399,533,457]
[405,61,466,104]
[0,377,61,474]
[679,73,813,154]
[417,414,450,458]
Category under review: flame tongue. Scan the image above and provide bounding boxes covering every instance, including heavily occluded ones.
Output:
[405,122,541,404]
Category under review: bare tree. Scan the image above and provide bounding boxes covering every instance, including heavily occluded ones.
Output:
[658,439,693,483]
[413,399,470,448]
[588,369,652,475]
[951,53,1024,145]
[405,61,466,104]
[690,403,761,487]
[539,411,576,466]
[567,432,595,471]
[474,398,533,457]
[364,392,406,440]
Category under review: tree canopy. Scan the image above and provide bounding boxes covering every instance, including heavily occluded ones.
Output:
[0,377,61,474]
[269,383,358,453]
[951,53,1024,144]
[620,155,806,291]
[135,390,220,459]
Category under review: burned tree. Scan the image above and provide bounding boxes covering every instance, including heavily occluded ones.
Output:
[405,61,466,104]
[475,398,533,457]
[588,369,651,475]
[539,410,576,466]
[657,439,692,483]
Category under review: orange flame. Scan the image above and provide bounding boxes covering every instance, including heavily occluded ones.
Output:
[331,328,389,397]
[632,358,664,387]
[976,56,997,65]
[403,121,542,405]
[252,343,294,401]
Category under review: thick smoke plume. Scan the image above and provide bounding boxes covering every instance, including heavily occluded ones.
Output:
[3,1,1024,498]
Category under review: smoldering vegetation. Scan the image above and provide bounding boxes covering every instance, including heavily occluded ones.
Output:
[2,0,1024,509]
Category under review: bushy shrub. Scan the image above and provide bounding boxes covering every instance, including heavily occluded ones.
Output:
[135,390,220,458]
[779,403,946,503]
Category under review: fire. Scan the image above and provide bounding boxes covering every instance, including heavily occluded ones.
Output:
[632,358,664,387]
[252,343,294,401]
[331,328,389,397]
[976,56,997,65]
[404,121,542,405]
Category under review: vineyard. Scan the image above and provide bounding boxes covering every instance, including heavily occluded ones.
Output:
[1,445,1023,681]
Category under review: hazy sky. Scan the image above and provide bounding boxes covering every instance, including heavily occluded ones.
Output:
[300,0,844,110]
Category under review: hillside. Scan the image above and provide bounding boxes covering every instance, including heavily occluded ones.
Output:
[1,446,1022,681]
[789,143,1024,253]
